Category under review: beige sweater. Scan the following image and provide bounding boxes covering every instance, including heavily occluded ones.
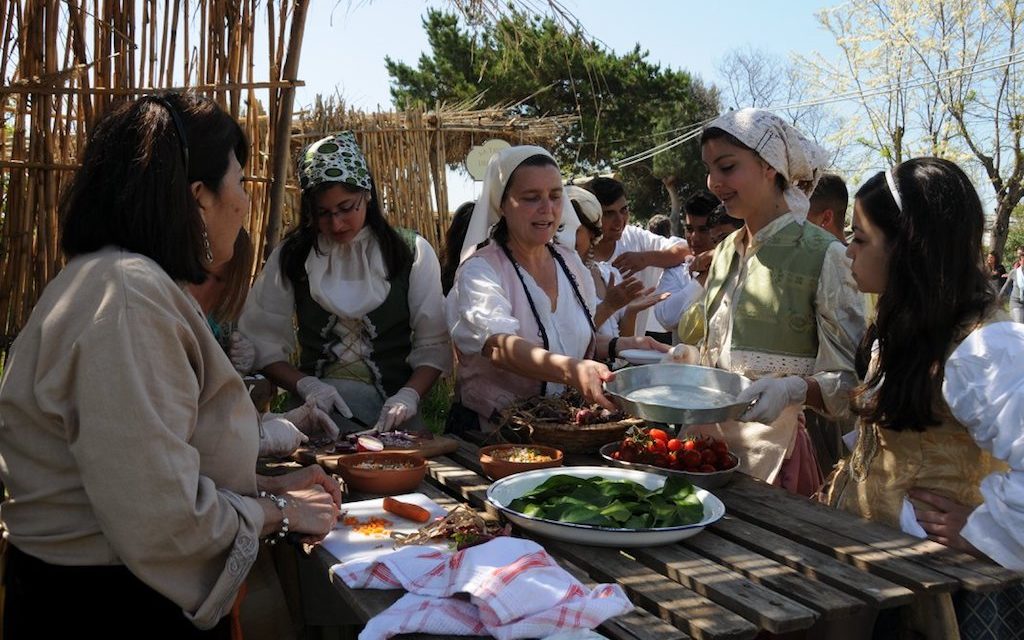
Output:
[0,248,264,629]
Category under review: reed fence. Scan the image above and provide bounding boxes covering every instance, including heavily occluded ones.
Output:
[0,1,574,355]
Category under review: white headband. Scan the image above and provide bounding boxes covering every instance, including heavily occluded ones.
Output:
[885,168,903,212]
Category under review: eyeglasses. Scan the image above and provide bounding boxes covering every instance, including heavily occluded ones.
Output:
[316,191,367,219]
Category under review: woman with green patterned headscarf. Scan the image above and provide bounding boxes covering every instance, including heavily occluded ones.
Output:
[239,132,451,434]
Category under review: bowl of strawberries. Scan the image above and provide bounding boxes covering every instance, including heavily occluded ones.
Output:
[600,426,738,489]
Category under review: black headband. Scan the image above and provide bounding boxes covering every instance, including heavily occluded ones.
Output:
[144,95,190,173]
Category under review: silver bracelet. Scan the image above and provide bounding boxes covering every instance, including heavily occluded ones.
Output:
[259,490,289,544]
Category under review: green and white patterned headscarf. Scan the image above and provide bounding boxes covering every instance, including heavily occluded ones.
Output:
[297,131,373,192]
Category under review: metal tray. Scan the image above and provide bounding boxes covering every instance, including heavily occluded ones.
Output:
[604,363,752,424]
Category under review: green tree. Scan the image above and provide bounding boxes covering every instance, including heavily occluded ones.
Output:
[386,9,719,219]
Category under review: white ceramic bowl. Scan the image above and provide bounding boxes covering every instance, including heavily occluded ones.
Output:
[485,466,725,547]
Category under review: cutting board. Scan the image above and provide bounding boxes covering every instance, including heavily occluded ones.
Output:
[294,434,461,471]
[323,492,449,569]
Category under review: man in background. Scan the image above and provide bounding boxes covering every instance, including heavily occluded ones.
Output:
[585,177,689,342]
[647,214,672,238]
[806,173,848,242]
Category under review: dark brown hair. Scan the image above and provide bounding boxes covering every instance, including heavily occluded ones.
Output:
[60,92,248,284]
[440,201,476,295]
[852,157,995,431]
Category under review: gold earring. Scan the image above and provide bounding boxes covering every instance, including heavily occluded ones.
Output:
[201,224,213,263]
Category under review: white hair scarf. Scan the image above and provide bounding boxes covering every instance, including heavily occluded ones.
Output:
[459,146,579,263]
[564,184,603,227]
[706,108,830,222]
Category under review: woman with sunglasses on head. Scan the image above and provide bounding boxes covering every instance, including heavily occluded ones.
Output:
[0,93,341,637]
[239,133,451,435]
[828,157,1024,639]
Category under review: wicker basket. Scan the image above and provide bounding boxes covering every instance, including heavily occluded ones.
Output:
[521,417,644,454]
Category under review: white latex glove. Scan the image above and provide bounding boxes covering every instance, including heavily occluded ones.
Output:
[372,386,420,432]
[228,331,255,374]
[259,414,307,457]
[296,376,353,418]
[662,344,700,364]
[283,402,340,440]
[736,376,808,424]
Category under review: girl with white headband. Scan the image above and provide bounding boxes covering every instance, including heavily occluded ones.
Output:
[672,108,866,495]
[446,147,666,432]
[828,157,1023,637]
[240,132,452,434]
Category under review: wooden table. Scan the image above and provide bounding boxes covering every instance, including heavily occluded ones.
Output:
[311,437,1021,640]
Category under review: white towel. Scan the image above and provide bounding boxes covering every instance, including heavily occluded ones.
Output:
[333,537,633,640]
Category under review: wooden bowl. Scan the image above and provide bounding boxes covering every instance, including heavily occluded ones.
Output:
[479,444,564,480]
[335,452,427,495]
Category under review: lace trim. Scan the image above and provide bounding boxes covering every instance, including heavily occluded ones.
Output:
[730,350,816,377]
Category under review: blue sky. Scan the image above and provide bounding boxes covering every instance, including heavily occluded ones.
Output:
[284,0,844,205]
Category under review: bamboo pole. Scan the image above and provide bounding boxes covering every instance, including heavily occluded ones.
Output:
[264,0,308,256]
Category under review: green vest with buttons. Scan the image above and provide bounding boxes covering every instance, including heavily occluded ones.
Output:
[294,229,416,396]
[703,220,836,358]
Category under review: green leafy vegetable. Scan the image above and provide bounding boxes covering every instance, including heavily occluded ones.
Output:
[507,474,705,529]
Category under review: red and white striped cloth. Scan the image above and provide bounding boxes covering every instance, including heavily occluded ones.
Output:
[332,537,632,640]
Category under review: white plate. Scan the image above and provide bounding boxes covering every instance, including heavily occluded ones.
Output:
[485,466,724,547]
[617,348,665,365]
[323,492,448,566]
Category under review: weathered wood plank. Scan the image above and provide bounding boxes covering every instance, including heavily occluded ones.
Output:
[722,475,1021,593]
[716,490,958,593]
[709,516,914,609]
[632,543,818,634]
[543,539,759,640]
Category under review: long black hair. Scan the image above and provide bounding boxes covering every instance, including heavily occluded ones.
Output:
[852,157,996,431]
[61,92,248,284]
[279,180,413,288]
[440,201,475,295]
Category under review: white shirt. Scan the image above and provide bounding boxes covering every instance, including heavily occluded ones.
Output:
[447,254,598,396]
[602,225,687,335]
[653,259,705,333]
[240,228,452,375]
[944,321,1024,570]
[593,261,625,337]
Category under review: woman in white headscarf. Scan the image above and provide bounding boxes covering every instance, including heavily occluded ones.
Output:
[446,147,666,433]
[240,132,452,434]
[670,108,866,495]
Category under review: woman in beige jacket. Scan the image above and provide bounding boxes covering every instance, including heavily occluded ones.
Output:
[0,93,340,637]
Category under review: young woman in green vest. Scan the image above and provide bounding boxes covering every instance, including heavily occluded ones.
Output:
[673,108,867,496]
[239,132,452,433]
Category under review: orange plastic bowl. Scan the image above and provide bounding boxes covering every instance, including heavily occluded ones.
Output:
[479,444,564,480]
[336,452,427,495]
